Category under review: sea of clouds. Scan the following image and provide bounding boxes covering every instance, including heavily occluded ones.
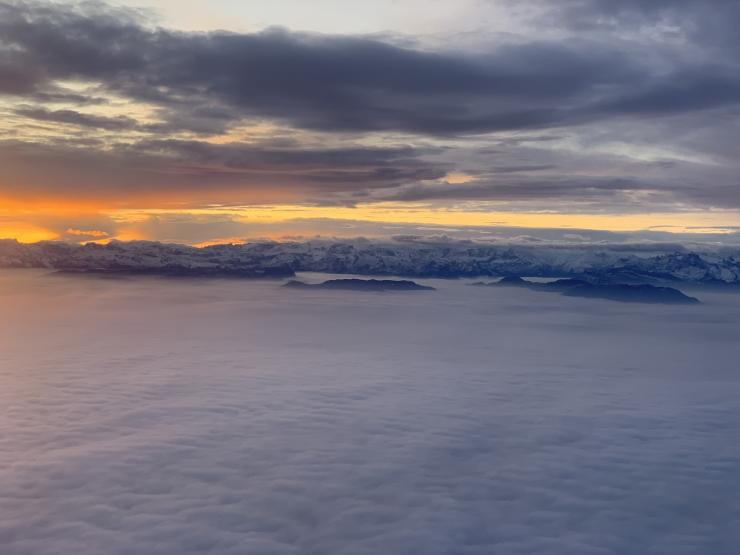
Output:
[0,270,739,554]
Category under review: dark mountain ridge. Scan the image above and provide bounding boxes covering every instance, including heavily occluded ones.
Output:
[284,279,435,291]
[475,276,700,304]
[1,238,739,286]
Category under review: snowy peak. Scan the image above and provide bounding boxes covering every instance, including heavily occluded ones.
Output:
[2,238,740,285]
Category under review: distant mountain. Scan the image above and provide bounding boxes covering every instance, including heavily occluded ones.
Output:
[475,277,591,290]
[0,239,294,278]
[562,283,700,304]
[2,238,740,285]
[476,276,700,304]
[284,279,435,291]
[487,275,530,286]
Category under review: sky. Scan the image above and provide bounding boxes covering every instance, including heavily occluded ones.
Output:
[1,0,740,244]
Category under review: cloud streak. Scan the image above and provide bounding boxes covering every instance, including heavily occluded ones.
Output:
[0,138,447,203]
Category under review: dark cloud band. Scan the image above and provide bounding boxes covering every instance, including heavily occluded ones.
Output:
[2,0,739,136]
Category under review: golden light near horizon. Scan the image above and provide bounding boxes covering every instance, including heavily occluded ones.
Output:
[0,223,58,243]
[56,204,740,244]
[4,194,740,245]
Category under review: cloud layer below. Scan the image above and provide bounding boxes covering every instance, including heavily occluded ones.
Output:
[1,270,739,554]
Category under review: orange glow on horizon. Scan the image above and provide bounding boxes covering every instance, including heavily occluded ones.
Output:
[0,198,105,214]
[0,224,59,243]
[3,196,740,245]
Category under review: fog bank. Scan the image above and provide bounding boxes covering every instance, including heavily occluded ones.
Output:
[1,270,738,554]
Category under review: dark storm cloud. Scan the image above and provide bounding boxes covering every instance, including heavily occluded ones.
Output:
[3,0,739,136]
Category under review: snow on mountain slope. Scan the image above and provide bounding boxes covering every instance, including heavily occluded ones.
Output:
[2,238,740,284]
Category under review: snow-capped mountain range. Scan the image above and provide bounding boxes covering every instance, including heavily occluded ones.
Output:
[2,237,740,285]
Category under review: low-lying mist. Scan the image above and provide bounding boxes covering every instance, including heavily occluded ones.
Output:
[1,270,739,554]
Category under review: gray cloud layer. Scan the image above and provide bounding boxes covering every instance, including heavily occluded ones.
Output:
[0,138,446,201]
[2,270,740,554]
[3,0,739,135]
[0,0,739,213]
